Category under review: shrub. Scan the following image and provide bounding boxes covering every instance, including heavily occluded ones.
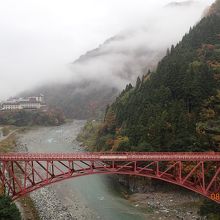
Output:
[0,195,21,220]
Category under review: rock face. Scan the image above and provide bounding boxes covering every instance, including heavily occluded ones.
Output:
[116,175,154,193]
[116,175,202,220]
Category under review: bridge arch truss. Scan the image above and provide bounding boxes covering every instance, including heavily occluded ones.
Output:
[0,152,220,203]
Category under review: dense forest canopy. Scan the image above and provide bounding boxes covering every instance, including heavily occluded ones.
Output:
[0,109,65,127]
[0,195,21,220]
[95,6,220,153]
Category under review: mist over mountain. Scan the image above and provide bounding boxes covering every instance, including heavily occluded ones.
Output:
[70,30,165,89]
[22,31,164,119]
[21,1,212,119]
[95,0,220,152]
[166,0,196,7]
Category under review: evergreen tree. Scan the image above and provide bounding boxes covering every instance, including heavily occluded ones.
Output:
[96,10,220,153]
[0,195,21,220]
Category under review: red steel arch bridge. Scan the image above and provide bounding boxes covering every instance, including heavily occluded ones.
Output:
[0,152,220,203]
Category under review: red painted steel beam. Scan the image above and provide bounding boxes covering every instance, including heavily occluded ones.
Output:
[0,152,220,161]
[0,151,220,204]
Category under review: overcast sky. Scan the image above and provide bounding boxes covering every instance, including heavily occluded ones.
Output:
[0,0,215,100]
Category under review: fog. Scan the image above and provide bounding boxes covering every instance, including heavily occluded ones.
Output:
[0,0,215,100]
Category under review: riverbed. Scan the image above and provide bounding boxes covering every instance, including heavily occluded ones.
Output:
[17,120,149,220]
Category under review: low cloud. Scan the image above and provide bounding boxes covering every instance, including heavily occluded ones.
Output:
[0,0,214,100]
[64,0,214,91]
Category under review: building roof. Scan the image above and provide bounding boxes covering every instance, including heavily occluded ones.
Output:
[2,102,19,105]
[1,95,45,106]
[17,101,41,104]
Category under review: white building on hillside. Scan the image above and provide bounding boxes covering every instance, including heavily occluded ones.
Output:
[1,94,46,111]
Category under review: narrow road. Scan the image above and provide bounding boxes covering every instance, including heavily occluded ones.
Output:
[0,129,18,142]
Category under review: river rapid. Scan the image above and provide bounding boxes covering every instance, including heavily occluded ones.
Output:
[17,120,148,220]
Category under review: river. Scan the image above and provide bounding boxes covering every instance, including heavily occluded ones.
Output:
[17,120,148,220]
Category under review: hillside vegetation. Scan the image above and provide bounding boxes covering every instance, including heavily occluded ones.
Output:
[0,195,21,220]
[0,109,65,127]
[95,6,220,153]
[23,81,119,119]
[22,2,203,119]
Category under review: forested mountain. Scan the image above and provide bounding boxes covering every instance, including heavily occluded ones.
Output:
[21,32,165,119]
[21,1,206,119]
[22,80,119,119]
[95,1,220,152]
[207,0,220,16]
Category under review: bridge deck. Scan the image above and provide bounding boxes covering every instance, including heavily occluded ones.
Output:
[0,152,220,161]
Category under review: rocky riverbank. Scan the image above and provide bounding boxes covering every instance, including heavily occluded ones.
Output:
[29,186,97,220]
[112,175,204,220]
[11,121,209,220]
[15,129,97,220]
[128,191,202,220]
[77,121,207,220]
[15,122,100,220]
[0,127,40,220]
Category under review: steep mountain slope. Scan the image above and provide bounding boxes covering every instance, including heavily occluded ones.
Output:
[207,0,220,16]
[21,1,209,119]
[23,80,118,119]
[22,32,165,119]
[96,1,220,152]
[72,33,164,83]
